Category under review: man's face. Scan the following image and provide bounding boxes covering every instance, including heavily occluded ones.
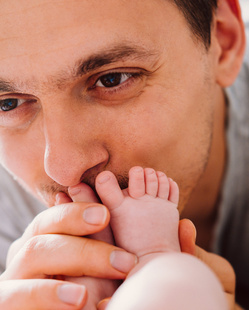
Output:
[0,0,220,211]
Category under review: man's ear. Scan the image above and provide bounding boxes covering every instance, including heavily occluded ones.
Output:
[214,0,246,87]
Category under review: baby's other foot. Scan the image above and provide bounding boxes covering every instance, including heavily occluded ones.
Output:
[96,167,180,257]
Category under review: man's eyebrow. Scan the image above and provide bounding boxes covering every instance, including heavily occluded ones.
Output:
[53,44,158,89]
[0,80,18,93]
[74,44,158,76]
[0,44,159,93]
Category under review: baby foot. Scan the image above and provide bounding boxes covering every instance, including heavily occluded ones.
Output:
[96,167,180,258]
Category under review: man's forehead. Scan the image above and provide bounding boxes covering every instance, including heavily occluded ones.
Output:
[0,0,176,51]
[0,0,169,32]
[0,0,176,93]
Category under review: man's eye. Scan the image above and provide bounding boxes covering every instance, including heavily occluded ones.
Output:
[0,98,24,112]
[95,73,132,88]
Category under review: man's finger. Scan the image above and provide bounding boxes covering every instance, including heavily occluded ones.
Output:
[178,218,196,255]
[25,202,110,237]
[0,279,87,310]
[7,201,110,266]
[3,235,137,280]
[179,219,236,295]
[195,245,236,295]
[97,298,111,310]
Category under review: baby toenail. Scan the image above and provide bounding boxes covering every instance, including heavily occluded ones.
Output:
[97,174,111,184]
[133,167,143,172]
[146,168,155,174]
[68,186,81,196]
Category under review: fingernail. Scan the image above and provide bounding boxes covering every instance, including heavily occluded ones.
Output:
[110,251,137,273]
[83,205,107,225]
[58,284,86,306]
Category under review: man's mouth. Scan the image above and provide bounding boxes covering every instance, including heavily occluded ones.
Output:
[37,171,129,207]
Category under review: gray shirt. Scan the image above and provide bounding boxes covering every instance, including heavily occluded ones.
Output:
[0,167,45,272]
[213,18,249,308]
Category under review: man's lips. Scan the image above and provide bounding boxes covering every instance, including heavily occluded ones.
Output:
[37,169,129,207]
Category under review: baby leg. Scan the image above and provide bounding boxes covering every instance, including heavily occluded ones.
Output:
[106,253,228,310]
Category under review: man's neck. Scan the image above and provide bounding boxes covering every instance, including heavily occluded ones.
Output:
[181,88,227,250]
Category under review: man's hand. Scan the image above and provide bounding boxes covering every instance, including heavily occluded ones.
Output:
[0,279,87,310]
[4,201,135,280]
[0,193,136,310]
[179,219,243,310]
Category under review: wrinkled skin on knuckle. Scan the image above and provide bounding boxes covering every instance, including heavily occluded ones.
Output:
[2,236,48,280]
[55,204,72,228]
[6,237,23,267]
[6,212,47,267]
[23,235,45,256]
[28,212,44,237]
[19,235,47,276]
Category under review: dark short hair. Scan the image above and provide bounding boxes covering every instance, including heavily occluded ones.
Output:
[172,0,218,48]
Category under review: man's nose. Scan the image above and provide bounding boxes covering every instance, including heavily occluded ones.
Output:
[42,106,108,187]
